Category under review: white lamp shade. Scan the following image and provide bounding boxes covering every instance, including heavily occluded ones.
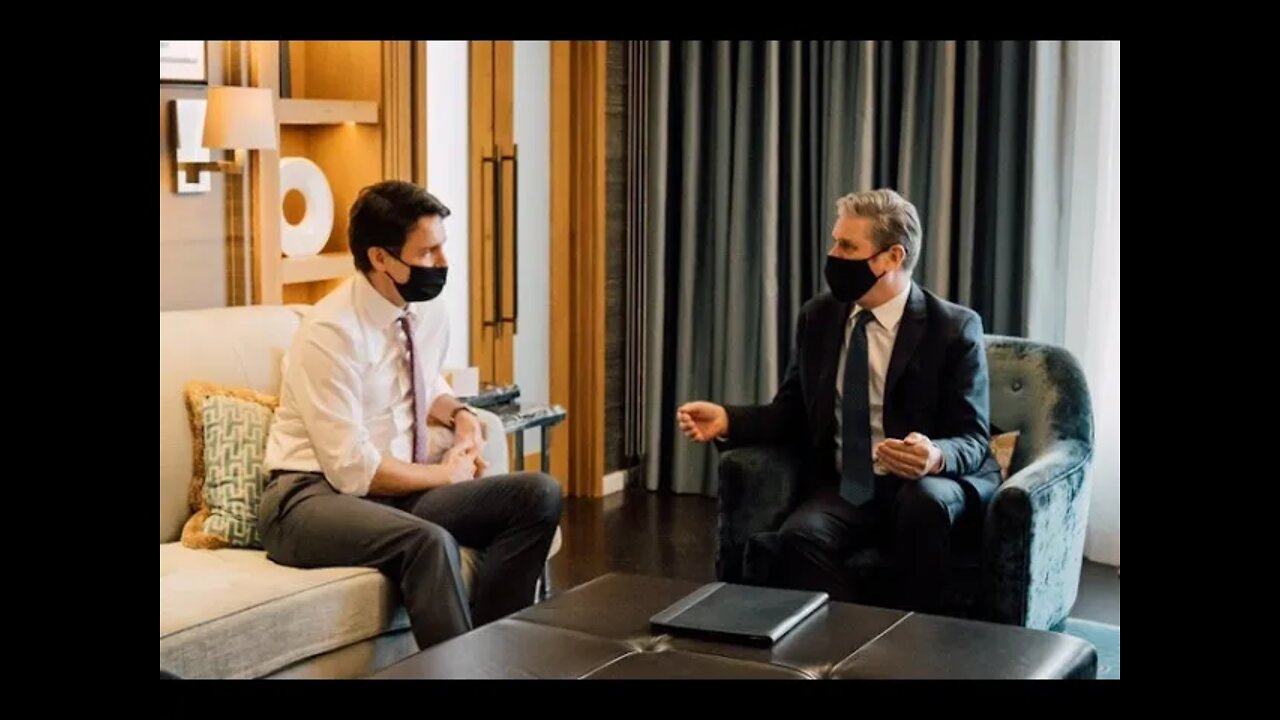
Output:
[203,86,278,150]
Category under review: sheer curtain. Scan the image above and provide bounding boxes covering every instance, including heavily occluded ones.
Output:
[1027,40,1120,566]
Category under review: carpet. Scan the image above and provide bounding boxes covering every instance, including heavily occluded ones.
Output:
[1061,618,1119,679]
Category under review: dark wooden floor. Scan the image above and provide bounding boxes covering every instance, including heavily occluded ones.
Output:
[548,487,1120,626]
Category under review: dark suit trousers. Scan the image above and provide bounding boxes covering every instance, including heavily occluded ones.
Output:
[258,471,563,650]
[778,474,970,613]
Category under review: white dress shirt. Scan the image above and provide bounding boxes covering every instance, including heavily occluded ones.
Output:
[834,281,912,477]
[264,274,454,496]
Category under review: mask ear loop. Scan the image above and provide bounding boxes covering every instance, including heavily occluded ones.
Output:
[871,243,908,279]
[381,248,410,284]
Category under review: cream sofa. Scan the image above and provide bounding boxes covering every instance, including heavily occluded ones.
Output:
[160,305,560,679]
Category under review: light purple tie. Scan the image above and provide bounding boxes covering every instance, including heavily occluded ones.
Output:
[398,313,429,464]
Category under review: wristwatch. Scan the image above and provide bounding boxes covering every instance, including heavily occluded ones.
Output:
[449,405,478,428]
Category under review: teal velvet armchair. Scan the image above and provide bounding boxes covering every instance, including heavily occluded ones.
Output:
[714,335,1094,630]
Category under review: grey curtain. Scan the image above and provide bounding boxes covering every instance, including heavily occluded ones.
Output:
[643,41,1036,495]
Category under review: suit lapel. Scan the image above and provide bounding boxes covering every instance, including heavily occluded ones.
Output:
[810,300,851,440]
[885,284,927,401]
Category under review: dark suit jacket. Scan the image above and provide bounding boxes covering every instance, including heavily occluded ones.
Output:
[723,283,1002,505]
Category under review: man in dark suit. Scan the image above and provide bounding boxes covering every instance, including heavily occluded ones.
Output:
[678,189,1000,613]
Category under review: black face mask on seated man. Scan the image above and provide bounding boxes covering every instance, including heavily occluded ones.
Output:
[824,247,892,303]
[385,253,448,303]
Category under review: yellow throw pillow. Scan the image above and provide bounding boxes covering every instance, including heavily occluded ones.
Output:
[991,430,1021,481]
[180,381,278,549]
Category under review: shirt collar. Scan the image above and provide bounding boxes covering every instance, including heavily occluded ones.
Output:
[355,273,410,329]
[852,281,912,331]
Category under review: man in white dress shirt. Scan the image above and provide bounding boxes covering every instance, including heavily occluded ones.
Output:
[260,181,562,649]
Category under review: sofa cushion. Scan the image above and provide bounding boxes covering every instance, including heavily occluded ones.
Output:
[181,383,278,549]
[159,543,479,678]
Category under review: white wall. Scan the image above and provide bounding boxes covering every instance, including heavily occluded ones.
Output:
[427,41,471,371]
[513,41,551,445]
[428,39,550,429]
[160,44,228,311]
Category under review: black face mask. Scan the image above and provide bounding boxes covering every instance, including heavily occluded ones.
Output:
[385,252,448,303]
[824,249,889,303]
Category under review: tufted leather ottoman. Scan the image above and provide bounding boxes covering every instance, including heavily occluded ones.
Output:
[371,573,1096,679]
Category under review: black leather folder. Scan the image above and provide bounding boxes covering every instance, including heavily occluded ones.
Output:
[649,582,829,646]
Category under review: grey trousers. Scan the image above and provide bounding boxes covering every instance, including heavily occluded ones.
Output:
[258,471,563,650]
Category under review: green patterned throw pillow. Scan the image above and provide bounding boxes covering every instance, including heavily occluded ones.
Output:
[181,382,278,549]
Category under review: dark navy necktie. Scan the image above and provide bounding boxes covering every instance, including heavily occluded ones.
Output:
[840,309,877,506]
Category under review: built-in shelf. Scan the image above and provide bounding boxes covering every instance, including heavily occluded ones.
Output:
[281,252,354,285]
[278,98,378,126]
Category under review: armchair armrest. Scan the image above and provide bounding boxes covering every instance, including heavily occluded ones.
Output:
[715,445,804,583]
[984,439,1093,629]
[472,407,509,477]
